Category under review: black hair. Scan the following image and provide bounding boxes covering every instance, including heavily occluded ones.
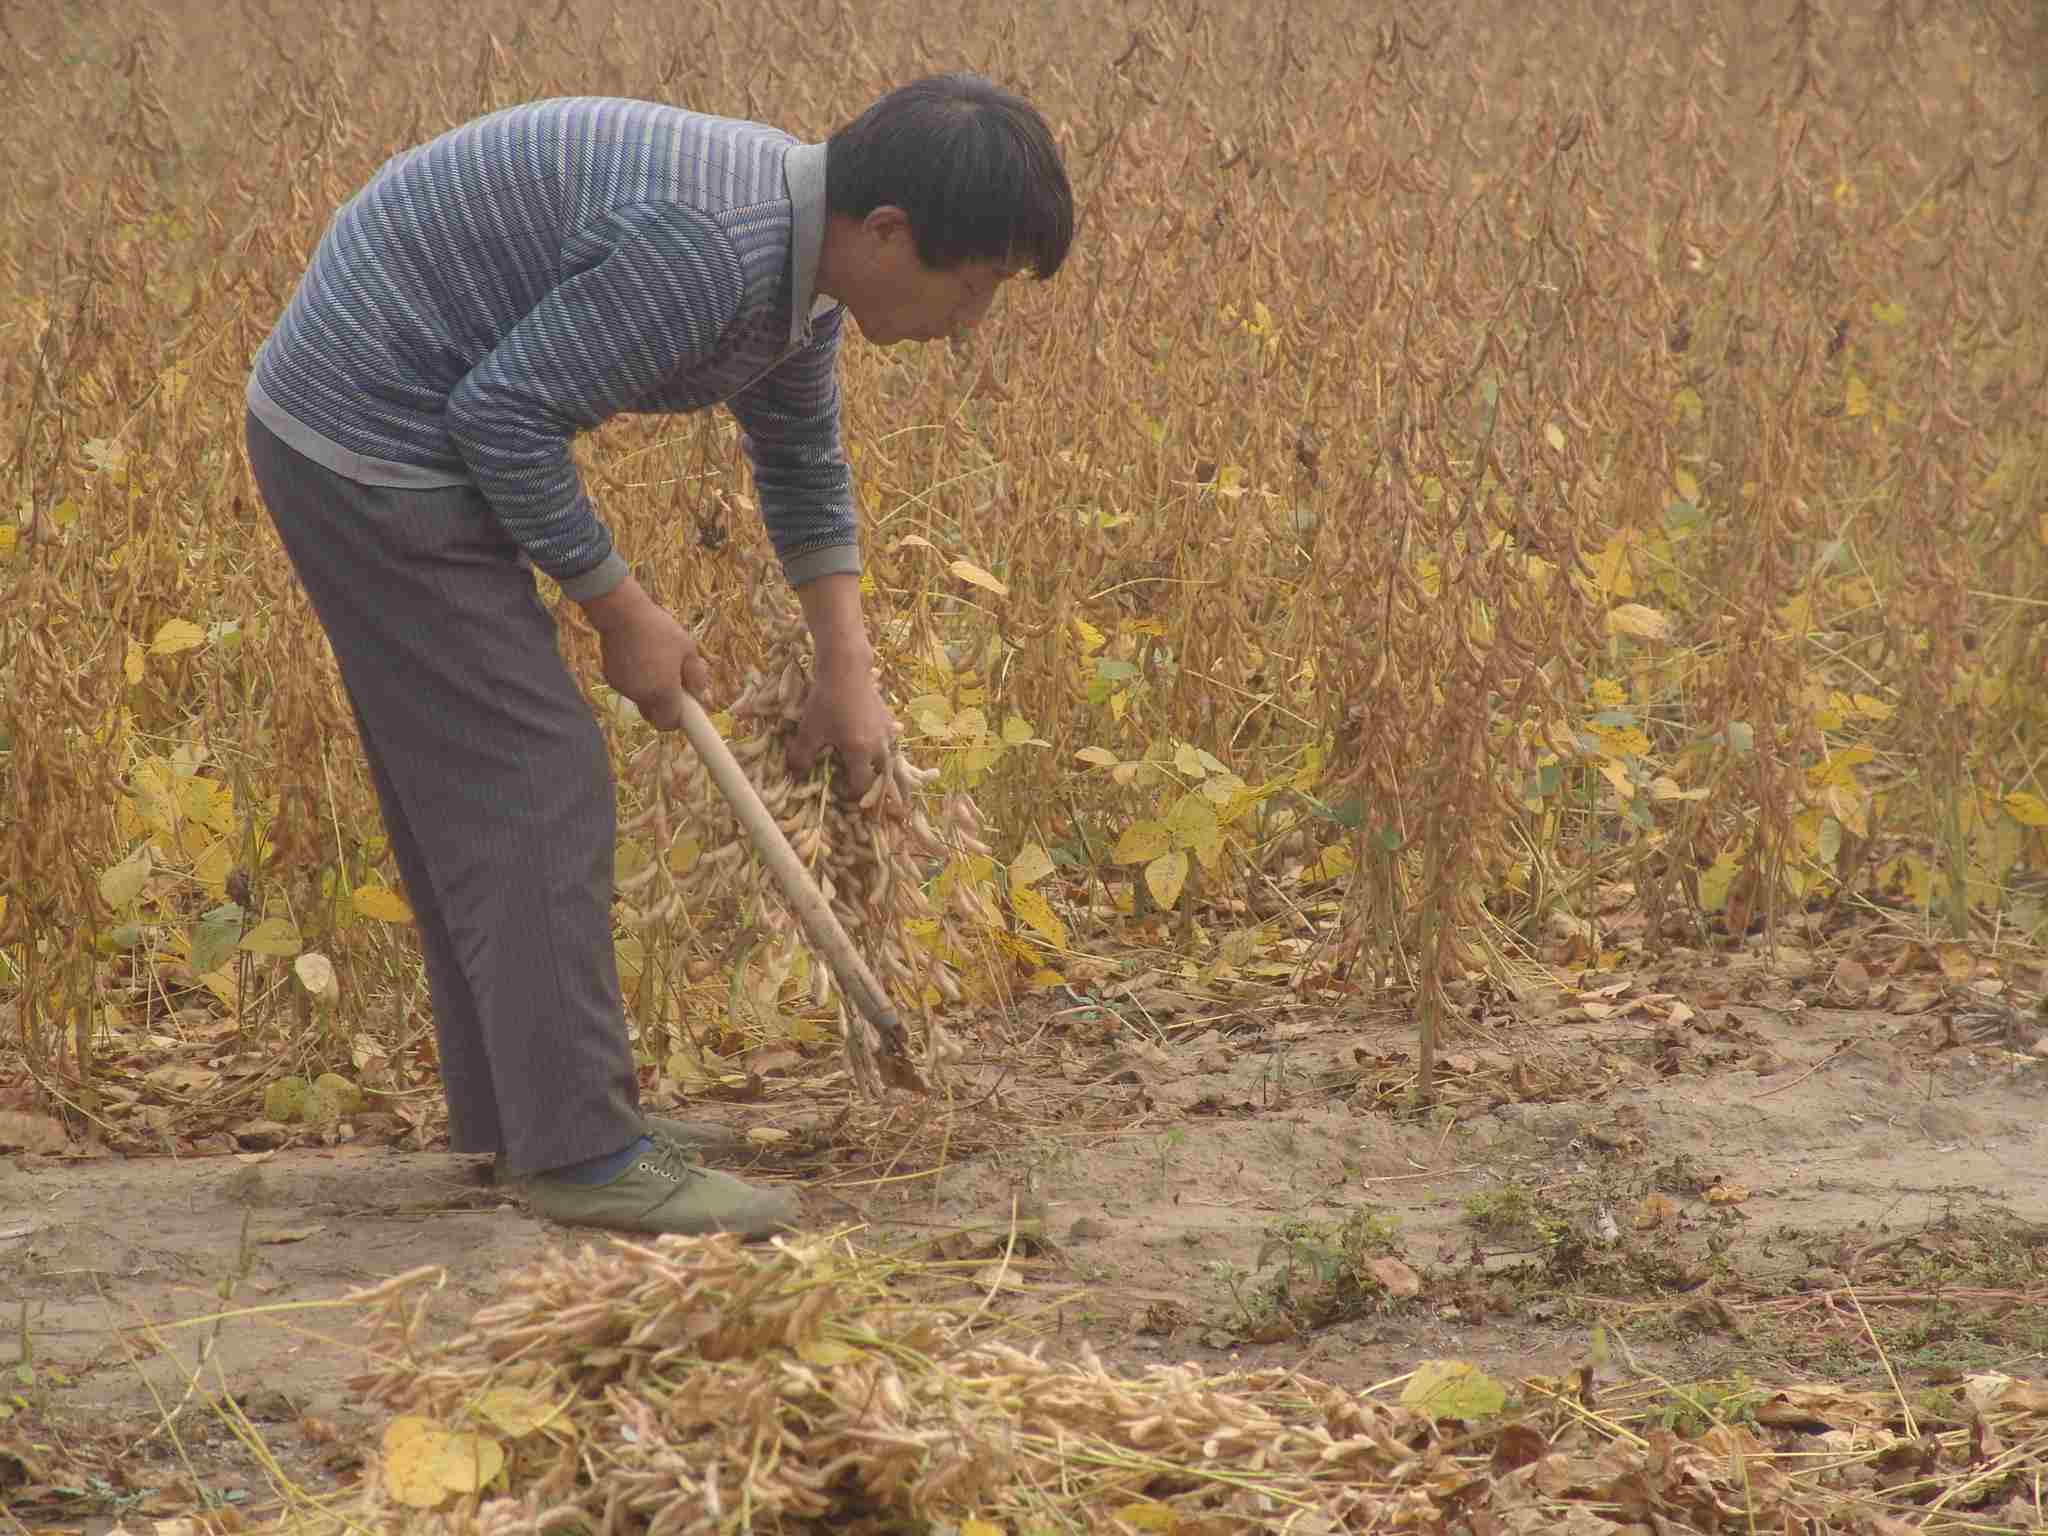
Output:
[826,73,1073,279]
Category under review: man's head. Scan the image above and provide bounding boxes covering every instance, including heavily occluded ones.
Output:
[818,73,1073,347]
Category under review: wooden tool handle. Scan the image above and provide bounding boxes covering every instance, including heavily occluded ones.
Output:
[676,693,922,1095]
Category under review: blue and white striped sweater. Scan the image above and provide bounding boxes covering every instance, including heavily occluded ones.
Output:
[248,97,855,599]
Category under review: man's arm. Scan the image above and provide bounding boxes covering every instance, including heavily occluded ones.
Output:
[726,310,895,793]
[444,201,745,600]
[443,203,747,729]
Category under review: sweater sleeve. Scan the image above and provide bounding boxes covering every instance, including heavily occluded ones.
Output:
[444,201,745,599]
[724,304,859,588]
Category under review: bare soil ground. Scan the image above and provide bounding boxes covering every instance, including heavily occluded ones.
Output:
[5,964,2045,1527]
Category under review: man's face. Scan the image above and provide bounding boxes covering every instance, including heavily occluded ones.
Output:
[844,209,1015,346]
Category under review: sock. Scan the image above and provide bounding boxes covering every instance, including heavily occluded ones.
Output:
[546,1134,655,1185]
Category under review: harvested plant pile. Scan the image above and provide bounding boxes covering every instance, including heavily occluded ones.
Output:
[328,1236,2048,1535]
[615,605,992,1081]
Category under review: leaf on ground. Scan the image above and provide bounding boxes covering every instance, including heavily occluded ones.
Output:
[1400,1360,1507,1420]
[382,1416,452,1508]
[0,1112,68,1154]
[144,1063,220,1096]
[1368,1257,1422,1298]
[430,1430,504,1494]
[1936,943,1974,983]
[474,1385,563,1438]
[1705,1183,1751,1205]
[1113,1502,1179,1532]
[795,1337,864,1367]
[382,1416,504,1505]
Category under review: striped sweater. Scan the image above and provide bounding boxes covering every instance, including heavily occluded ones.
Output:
[247,97,855,600]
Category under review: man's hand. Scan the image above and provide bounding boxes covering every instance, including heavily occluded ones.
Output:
[579,574,711,731]
[789,657,897,798]
[789,570,895,797]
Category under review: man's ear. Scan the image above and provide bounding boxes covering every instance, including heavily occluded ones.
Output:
[862,204,914,244]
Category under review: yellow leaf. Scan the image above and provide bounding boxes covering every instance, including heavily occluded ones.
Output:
[1399,1360,1508,1419]
[1307,841,1355,881]
[124,639,144,685]
[1146,849,1190,909]
[1115,1504,1179,1534]
[960,1521,1007,1536]
[99,845,152,911]
[1010,885,1069,950]
[2003,792,2048,828]
[353,885,415,923]
[1544,422,1566,453]
[1845,375,1871,418]
[0,525,15,558]
[178,776,235,834]
[1009,842,1055,887]
[1699,849,1741,914]
[1075,746,1120,768]
[1822,784,1868,838]
[1648,775,1708,802]
[150,618,207,656]
[1590,677,1626,708]
[428,1430,504,1494]
[1114,820,1173,865]
[1673,467,1700,502]
[473,1385,560,1438]
[1589,724,1651,759]
[1165,794,1222,869]
[948,559,1009,597]
[1173,742,1206,776]
[1851,693,1893,721]
[1705,1183,1751,1205]
[1597,758,1635,800]
[1072,616,1106,654]
[382,1416,453,1508]
[796,1337,863,1367]
[239,916,303,957]
[1001,714,1035,746]
[1606,603,1672,641]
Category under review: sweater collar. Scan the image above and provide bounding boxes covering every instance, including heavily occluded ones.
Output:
[784,140,833,348]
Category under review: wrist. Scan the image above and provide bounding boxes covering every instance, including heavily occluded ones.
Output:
[813,638,876,680]
[579,573,656,635]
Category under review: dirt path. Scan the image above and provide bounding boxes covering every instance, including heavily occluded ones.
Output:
[5,994,2044,1521]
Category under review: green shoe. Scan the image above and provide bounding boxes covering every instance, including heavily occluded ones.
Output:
[643,1113,749,1159]
[524,1137,801,1241]
[488,1114,747,1185]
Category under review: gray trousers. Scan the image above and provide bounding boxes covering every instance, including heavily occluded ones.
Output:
[245,411,640,1176]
